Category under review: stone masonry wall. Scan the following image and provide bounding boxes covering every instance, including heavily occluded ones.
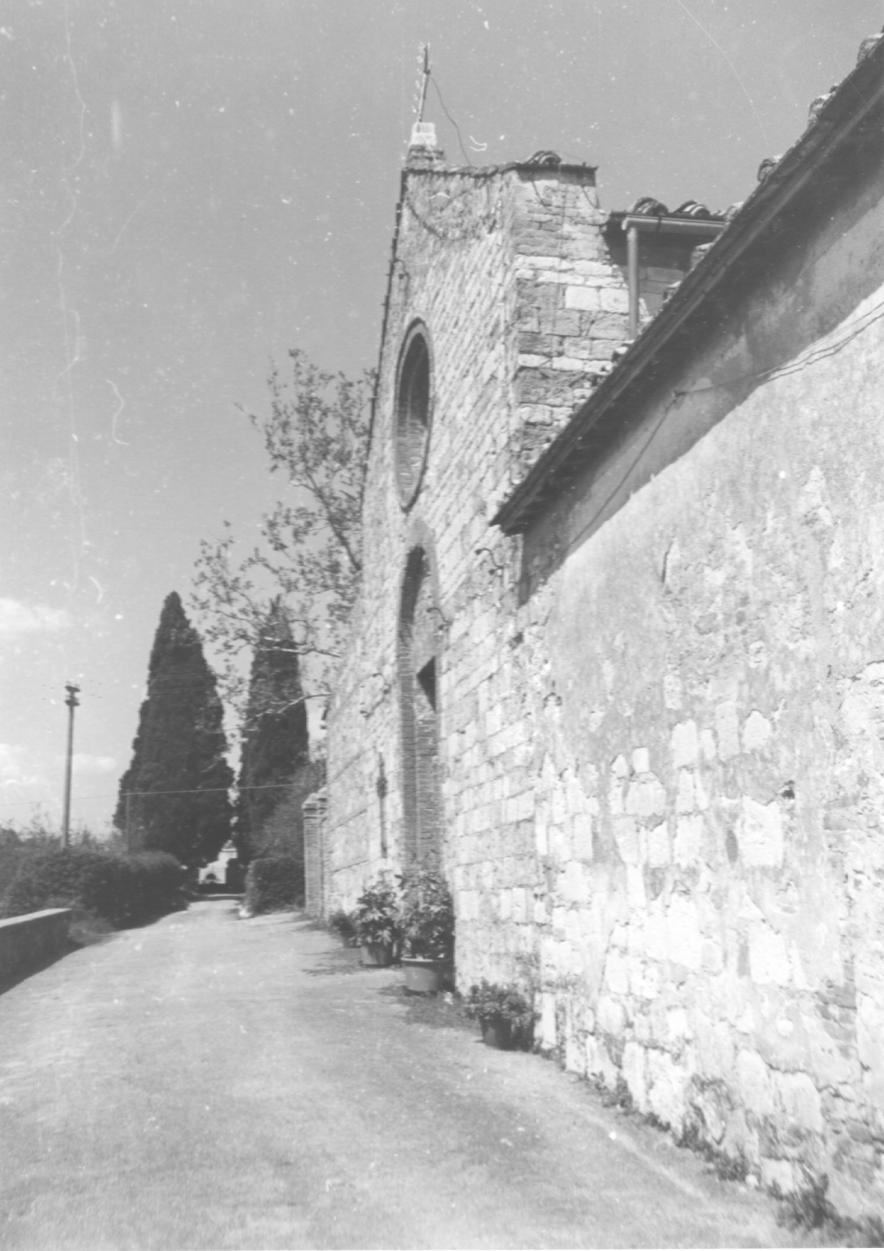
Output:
[326,136,884,1218]
[515,285,884,1217]
[325,160,633,910]
[498,170,884,1217]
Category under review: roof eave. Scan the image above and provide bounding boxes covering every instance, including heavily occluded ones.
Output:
[493,36,884,536]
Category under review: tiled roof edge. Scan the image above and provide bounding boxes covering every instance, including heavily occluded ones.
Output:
[493,33,884,535]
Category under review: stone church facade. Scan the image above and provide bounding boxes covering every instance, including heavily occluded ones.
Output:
[308,32,884,1216]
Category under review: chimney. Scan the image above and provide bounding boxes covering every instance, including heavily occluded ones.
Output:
[407,121,445,170]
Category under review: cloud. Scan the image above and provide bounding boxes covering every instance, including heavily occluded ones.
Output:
[0,598,71,637]
[0,743,44,791]
[71,754,117,775]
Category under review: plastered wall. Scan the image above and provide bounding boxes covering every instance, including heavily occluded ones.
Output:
[520,281,884,1215]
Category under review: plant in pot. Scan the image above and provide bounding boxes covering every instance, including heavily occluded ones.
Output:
[398,867,454,994]
[328,908,358,947]
[353,875,401,966]
[465,980,536,1050]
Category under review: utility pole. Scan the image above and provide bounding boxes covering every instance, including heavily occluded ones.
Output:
[62,682,80,847]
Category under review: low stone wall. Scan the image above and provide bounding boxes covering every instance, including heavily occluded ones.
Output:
[0,909,72,985]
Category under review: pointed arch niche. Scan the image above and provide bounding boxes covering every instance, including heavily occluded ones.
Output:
[398,544,442,868]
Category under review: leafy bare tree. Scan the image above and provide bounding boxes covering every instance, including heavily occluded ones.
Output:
[191,348,372,714]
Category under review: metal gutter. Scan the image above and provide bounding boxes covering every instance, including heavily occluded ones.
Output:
[621,215,727,238]
[621,214,727,334]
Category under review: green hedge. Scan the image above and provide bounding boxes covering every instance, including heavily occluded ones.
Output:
[0,846,184,927]
[243,854,303,915]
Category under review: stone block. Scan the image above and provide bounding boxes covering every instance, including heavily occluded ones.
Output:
[604,948,631,995]
[738,796,784,868]
[644,904,668,957]
[663,673,683,711]
[748,922,789,986]
[551,310,583,335]
[759,1157,796,1195]
[626,863,647,909]
[666,895,702,969]
[518,331,558,357]
[675,769,695,813]
[736,1049,775,1116]
[742,710,772,753]
[626,774,667,820]
[565,1025,588,1077]
[646,821,670,867]
[564,285,600,311]
[695,1020,737,1076]
[632,747,650,774]
[550,355,593,372]
[586,1035,620,1088]
[857,993,884,1100]
[632,959,662,1001]
[774,1070,823,1134]
[600,286,629,313]
[511,886,531,924]
[559,859,588,904]
[674,813,703,864]
[572,259,613,277]
[614,816,640,864]
[505,790,535,823]
[538,991,558,1051]
[597,994,626,1034]
[589,312,632,341]
[634,1010,653,1045]
[700,938,724,975]
[671,720,699,768]
[647,1047,689,1130]
[623,1041,649,1111]
[716,701,741,760]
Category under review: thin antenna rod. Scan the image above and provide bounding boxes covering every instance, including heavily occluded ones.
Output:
[416,44,430,123]
[62,682,80,847]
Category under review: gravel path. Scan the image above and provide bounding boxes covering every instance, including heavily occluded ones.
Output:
[0,901,799,1249]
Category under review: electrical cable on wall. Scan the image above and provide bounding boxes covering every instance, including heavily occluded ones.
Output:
[565,293,884,553]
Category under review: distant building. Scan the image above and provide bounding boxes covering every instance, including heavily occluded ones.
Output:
[308,30,884,1217]
[198,841,240,890]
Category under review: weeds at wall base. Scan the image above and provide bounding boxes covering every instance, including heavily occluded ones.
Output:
[770,1173,884,1246]
[673,1118,751,1185]
[645,1098,884,1244]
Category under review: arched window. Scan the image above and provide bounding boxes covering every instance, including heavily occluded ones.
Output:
[398,545,442,867]
[395,323,432,508]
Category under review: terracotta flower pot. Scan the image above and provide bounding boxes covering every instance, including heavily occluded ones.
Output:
[481,1018,514,1050]
[402,957,443,994]
[360,942,394,967]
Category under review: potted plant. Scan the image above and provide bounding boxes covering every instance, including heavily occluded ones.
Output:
[353,875,401,966]
[328,909,358,946]
[465,980,536,1050]
[398,868,454,994]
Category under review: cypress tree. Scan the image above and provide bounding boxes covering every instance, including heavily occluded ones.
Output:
[235,599,309,864]
[115,592,233,865]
